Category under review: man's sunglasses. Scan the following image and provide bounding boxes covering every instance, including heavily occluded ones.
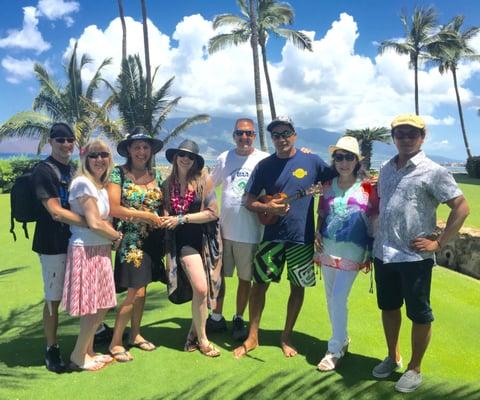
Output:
[87,151,110,159]
[333,152,356,162]
[234,130,255,137]
[271,130,295,140]
[54,138,75,144]
[393,130,422,140]
[177,151,195,160]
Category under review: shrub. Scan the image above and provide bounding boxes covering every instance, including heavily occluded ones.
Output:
[0,157,41,193]
[466,156,480,179]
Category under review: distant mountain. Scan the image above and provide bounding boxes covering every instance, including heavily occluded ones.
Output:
[0,116,463,165]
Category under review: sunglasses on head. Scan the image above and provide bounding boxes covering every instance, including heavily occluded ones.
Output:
[177,151,195,160]
[234,130,255,137]
[87,151,110,159]
[333,152,356,162]
[393,130,422,140]
[271,130,295,140]
[54,137,75,144]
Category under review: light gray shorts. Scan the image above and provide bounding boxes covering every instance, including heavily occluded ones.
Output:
[39,253,67,302]
[222,239,257,282]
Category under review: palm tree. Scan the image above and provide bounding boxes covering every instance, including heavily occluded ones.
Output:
[118,0,127,61]
[378,6,440,115]
[429,16,480,159]
[102,55,209,146]
[140,0,152,104]
[345,127,391,171]
[0,42,111,152]
[209,0,312,121]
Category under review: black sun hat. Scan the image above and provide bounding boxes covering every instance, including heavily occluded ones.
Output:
[165,139,205,170]
[117,126,164,157]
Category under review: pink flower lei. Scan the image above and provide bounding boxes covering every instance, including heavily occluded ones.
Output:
[170,181,196,215]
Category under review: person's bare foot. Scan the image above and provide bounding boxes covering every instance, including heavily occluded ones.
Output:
[233,338,258,359]
[280,336,298,357]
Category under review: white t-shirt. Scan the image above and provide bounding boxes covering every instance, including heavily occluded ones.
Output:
[69,176,111,246]
[211,148,269,243]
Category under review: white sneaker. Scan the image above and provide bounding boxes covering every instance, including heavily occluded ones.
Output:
[395,370,423,393]
[372,356,403,378]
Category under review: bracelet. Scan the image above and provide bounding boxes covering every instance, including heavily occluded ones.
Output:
[177,215,185,225]
[185,214,189,223]
[435,239,442,250]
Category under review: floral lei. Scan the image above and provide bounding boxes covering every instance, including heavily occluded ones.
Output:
[170,181,196,215]
[120,179,162,268]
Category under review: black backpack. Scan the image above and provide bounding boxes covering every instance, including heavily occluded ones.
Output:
[10,161,61,241]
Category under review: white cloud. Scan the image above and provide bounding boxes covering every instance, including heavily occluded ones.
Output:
[1,56,36,84]
[0,6,50,53]
[67,12,480,139]
[37,0,79,26]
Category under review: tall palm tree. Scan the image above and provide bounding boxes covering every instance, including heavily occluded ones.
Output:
[118,0,127,61]
[102,55,209,145]
[140,0,152,104]
[345,127,391,171]
[0,42,111,152]
[429,16,480,159]
[209,0,312,121]
[378,6,440,115]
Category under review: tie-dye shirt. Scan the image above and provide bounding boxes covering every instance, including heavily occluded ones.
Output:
[316,178,378,270]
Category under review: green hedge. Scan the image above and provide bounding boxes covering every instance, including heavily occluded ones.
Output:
[0,157,41,193]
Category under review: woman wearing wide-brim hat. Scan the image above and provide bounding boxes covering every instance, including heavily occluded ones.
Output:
[107,126,166,362]
[314,135,379,372]
[162,139,223,357]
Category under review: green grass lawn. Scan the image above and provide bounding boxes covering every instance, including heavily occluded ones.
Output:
[1,176,479,399]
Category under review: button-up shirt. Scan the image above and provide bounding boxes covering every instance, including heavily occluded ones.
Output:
[373,151,462,263]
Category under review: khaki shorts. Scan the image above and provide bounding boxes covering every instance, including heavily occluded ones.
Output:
[39,254,67,302]
[222,239,257,282]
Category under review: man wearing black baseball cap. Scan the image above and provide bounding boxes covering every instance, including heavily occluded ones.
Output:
[31,122,87,372]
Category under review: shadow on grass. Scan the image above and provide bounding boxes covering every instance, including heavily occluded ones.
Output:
[0,266,27,278]
[139,368,480,400]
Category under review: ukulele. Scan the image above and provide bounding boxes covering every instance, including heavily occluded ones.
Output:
[256,183,323,225]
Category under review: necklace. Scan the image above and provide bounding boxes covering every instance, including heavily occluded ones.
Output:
[170,181,196,215]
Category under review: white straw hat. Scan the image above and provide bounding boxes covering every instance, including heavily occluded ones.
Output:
[328,136,363,160]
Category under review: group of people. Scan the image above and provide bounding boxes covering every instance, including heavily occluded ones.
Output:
[31,113,469,393]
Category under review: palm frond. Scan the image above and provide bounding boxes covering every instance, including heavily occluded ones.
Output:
[0,111,51,141]
[161,114,210,145]
[212,14,246,30]
[85,57,112,99]
[208,31,250,54]
[274,28,312,51]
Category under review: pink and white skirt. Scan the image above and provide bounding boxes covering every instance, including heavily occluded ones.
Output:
[62,244,117,316]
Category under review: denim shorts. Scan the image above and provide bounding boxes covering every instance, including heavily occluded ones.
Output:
[374,258,434,324]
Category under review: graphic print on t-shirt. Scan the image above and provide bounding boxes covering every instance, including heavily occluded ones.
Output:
[227,167,251,201]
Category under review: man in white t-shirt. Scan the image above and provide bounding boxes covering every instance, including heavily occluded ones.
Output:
[208,118,269,341]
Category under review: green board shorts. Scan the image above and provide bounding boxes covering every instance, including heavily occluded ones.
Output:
[253,241,315,287]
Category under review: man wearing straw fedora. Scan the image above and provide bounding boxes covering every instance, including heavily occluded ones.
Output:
[371,114,469,393]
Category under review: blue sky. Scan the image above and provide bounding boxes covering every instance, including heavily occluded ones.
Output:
[0,0,479,159]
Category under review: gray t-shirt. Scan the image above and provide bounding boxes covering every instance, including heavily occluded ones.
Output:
[373,151,462,263]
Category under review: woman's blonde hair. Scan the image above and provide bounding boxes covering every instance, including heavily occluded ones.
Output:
[77,138,113,188]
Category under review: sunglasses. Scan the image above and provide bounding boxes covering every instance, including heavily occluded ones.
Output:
[271,130,295,140]
[234,130,255,137]
[333,152,356,162]
[393,130,422,140]
[54,138,75,144]
[87,151,110,159]
[177,151,195,160]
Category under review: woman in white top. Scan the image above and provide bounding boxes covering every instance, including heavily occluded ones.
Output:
[62,139,122,371]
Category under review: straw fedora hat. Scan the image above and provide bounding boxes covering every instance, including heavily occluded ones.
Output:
[328,136,363,160]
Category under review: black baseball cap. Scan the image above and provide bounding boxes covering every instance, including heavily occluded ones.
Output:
[49,123,75,139]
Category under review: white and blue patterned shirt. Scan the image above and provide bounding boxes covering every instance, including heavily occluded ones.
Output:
[373,151,462,263]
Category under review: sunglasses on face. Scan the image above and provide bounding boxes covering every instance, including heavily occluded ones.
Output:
[333,152,356,162]
[177,151,195,160]
[393,130,422,140]
[271,130,295,140]
[54,138,75,144]
[87,151,110,159]
[234,130,255,137]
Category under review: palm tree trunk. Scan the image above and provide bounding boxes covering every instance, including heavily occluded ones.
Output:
[249,0,267,152]
[118,0,127,61]
[414,55,419,115]
[452,68,472,158]
[141,0,152,110]
[361,140,373,171]
[260,39,276,120]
